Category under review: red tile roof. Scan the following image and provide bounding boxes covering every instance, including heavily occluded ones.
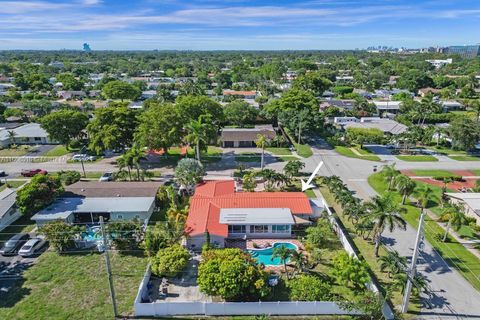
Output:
[186,180,312,237]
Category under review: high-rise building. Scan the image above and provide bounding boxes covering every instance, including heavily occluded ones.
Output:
[83,43,91,52]
[446,45,480,58]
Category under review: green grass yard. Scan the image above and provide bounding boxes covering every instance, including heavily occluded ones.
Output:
[0,180,26,192]
[449,155,480,161]
[235,152,261,162]
[43,145,71,157]
[368,172,480,291]
[409,169,460,178]
[334,146,381,161]
[396,155,438,162]
[0,147,30,157]
[265,147,292,155]
[294,143,313,158]
[0,251,148,319]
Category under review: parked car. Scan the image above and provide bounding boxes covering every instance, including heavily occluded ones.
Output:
[0,233,30,256]
[99,172,113,182]
[72,154,96,162]
[21,169,47,177]
[18,238,46,257]
[0,170,6,177]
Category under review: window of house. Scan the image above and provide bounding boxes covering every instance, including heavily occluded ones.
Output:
[249,225,269,233]
[34,137,42,141]
[272,225,291,233]
[117,214,123,220]
[228,225,246,234]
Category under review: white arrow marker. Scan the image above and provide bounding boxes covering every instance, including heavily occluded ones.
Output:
[301,161,324,191]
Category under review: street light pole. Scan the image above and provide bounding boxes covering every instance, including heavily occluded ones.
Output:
[401,209,426,313]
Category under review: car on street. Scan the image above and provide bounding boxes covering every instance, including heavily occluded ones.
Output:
[18,238,46,257]
[21,169,48,177]
[0,233,30,256]
[0,170,6,177]
[72,154,96,162]
[99,172,114,182]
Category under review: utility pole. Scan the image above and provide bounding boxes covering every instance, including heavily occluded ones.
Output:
[100,216,118,318]
[401,209,426,313]
[80,145,87,178]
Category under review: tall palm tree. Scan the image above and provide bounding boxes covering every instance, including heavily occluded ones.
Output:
[382,164,399,190]
[116,155,133,180]
[272,245,293,278]
[186,116,214,162]
[255,134,268,170]
[378,250,407,278]
[290,250,307,275]
[442,203,468,242]
[395,175,416,205]
[366,192,407,257]
[414,185,437,211]
[7,130,16,146]
[127,145,146,180]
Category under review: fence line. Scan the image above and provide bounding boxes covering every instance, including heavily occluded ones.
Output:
[0,156,68,163]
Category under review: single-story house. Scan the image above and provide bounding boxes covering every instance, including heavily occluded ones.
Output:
[57,90,87,100]
[0,188,20,232]
[373,101,402,114]
[445,193,480,225]
[220,125,276,148]
[0,123,55,147]
[343,117,407,135]
[185,180,314,249]
[222,90,258,99]
[320,99,355,111]
[141,90,157,100]
[418,87,441,97]
[440,100,464,112]
[31,181,162,226]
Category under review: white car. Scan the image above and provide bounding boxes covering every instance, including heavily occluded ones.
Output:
[72,154,96,162]
[99,172,113,182]
[18,238,46,257]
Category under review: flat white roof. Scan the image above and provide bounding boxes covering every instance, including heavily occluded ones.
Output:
[219,208,294,225]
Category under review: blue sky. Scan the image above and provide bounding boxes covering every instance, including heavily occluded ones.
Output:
[0,0,479,50]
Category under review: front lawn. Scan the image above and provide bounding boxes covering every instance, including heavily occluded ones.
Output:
[0,180,27,192]
[334,146,381,161]
[449,155,480,161]
[0,147,30,157]
[0,251,148,319]
[396,155,438,162]
[43,145,71,157]
[368,172,480,292]
[409,169,459,178]
[235,152,261,162]
[265,147,292,155]
[294,143,313,158]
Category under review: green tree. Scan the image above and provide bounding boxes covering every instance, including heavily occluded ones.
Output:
[23,99,52,117]
[185,115,216,161]
[449,117,480,151]
[57,170,81,185]
[394,174,416,205]
[272,244,294,277]
[198,248,269,300]
[142,219,185,257]
[441,203,468,242]
[255,134,268,170]
[106,220,143,251]
[40,110,88,147]
[292,72,332,96]
[135,102,183,151]
[346,127,384,148]
[150,244,190,277]
[223,100,258,127]
[283,160,305,178]
[39,220,85,252]
[287,275,331,301]
[242,173,257,192]
[365,192,407,257]
[102,80,141,101]
[378,250,407,278]
[87,106,138,154]
[176,95,224,127]
[56,73,84,90]
[381,164,399,190]
[174,158,205,193]
[16,174,64,215]
[331,252,370,291]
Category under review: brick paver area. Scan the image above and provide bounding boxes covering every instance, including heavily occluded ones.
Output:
[401,170,478,191]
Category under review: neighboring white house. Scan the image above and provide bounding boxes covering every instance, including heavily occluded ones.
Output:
[425,58,453,69]
[445,193,480,225]
[342,117,408,135]
[31,181,162,226]
[373,101,402,114]
[333,117,359,125]
[0,123,55,148]
[0,188,20,232]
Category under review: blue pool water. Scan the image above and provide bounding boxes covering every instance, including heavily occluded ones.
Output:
[248,242,298,266]
[82,226,102,242]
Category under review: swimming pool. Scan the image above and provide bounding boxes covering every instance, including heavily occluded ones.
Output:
[81,226,102,242]
[248,242,298,266]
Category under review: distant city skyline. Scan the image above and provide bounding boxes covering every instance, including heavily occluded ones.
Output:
[0,0,479,50]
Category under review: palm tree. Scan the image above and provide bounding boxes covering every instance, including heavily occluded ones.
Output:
[382,164,399,190]
[272,245,293,278]
[393,272,428,296]
[395,175,416,205]
[442,203,468,242]
[186,116,213,162]
[366,192,407,257]
[259,169,277,191]
[255,134,268,170]
[414,185,437,211]
[127,145,146,180]
[378,250,407,278]
[7,130,16,147]
[290,250,307,275]
[116,155,132,181]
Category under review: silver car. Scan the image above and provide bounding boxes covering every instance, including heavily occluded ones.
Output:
[18,238,46,257]
[99,172,113,182]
